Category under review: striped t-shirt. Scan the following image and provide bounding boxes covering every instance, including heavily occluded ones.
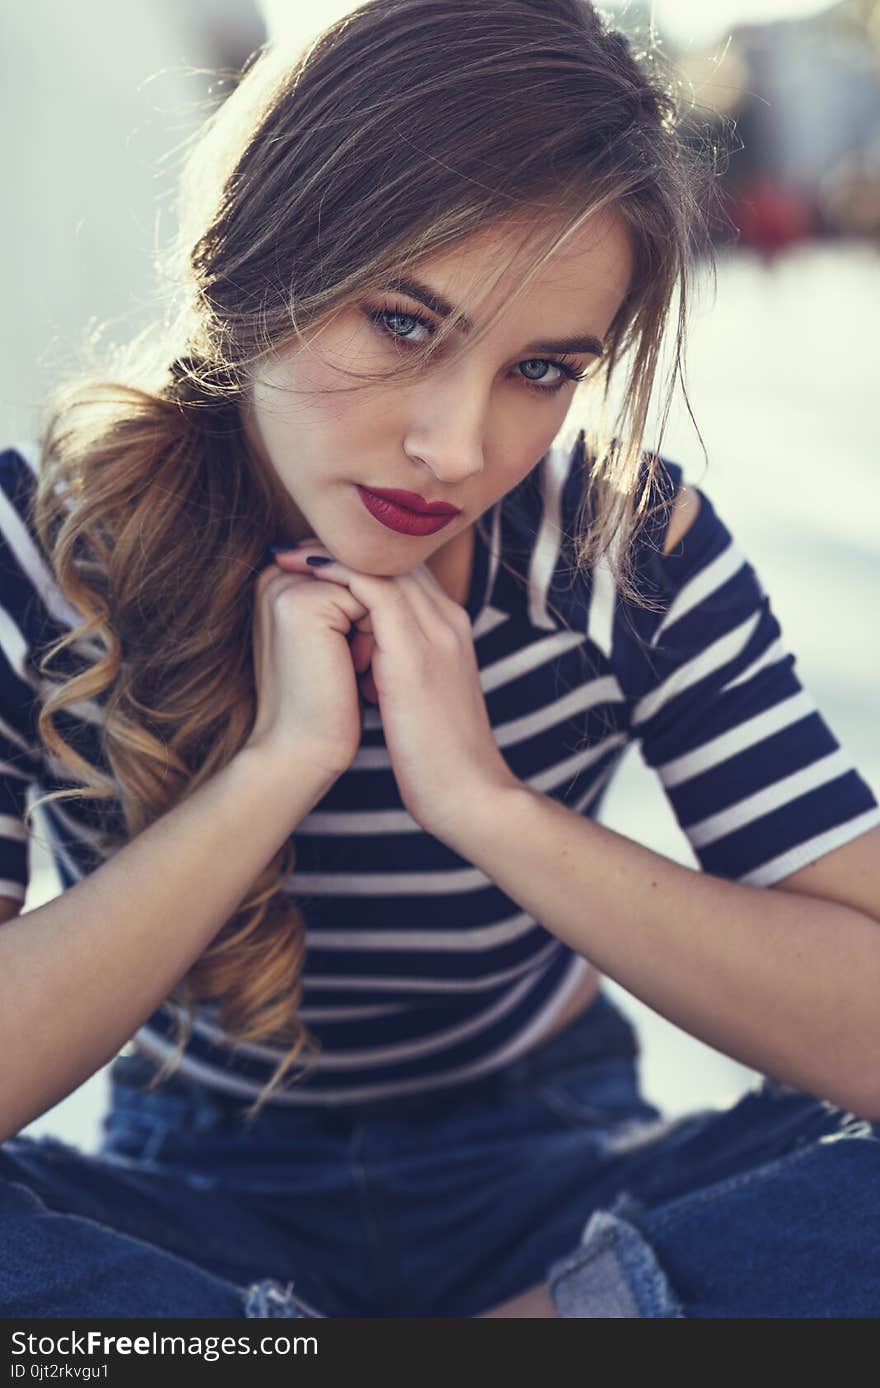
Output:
[1,434,877,1106]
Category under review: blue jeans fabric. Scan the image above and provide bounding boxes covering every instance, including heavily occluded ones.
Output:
[2,989,878,1318]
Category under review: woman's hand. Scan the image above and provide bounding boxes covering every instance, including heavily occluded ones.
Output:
[271,540,522,844]
[244,551,374,785]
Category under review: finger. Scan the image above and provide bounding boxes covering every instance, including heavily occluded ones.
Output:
[382,568,455,633]
[359,667,380,705]
[349,628,375,674]
[398,563,471,621]
[270,551,374,634]
[279,545,457,634]
[275,549,430,643]
[261,561,373,638]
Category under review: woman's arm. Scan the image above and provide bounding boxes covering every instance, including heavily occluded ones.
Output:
[436,786,880,1119]
[441,486,880,1118]
[0,747,338,1143]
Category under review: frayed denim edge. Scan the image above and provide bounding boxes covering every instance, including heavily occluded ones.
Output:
[243,1278,326,1318]
[547,1209,685,1318]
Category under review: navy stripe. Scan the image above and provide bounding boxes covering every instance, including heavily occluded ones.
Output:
[668,713,839,826]
[698,773,877,879]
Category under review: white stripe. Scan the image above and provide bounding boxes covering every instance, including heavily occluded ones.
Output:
[62,697,103,728]
[7,690,105,741]
[195,998,410,1023]
[297,806,419,835]
[720,635,788,694]
[0,712,40,767]
[0,604,31,686]
[687,749,854,848]
[497,674,624,746]
[0,480,92,638]
[651,540,746,648]
[294,733,624,862]
[297,938,560,992]
[528,730,626,796]
[0,878,26,903]
[298,1004,411,1021]
[308,907,537,952]
[189,968,541,1068]
[632,611,763,727]
[742,807,880,887]
[36,689,105,729]
[286,864,492,896]
[471,602,509,643]
[356,629,597,769]
[482,503,502,611]
[0,607,102,727]
[359,708,381,735]
[41,795,109,853]
[528,442,570,631]
[587,551,616,659]
[0,449,105,665]
[35,830,83,888]
[300,678,624,834]
[0,753,34,784]
[133,952,593,1105]
[586,504,625,662]
[297,752,618,922]
[658,689,817,789]
[0,813,27,842]
[482,625,586,695]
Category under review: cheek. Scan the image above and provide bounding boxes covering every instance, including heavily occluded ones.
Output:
[494,423,560,495]
[254,360,361,445]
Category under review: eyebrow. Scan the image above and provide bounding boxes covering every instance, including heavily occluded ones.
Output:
[385,275,606,358]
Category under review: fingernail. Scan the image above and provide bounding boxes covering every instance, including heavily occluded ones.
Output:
[269,543,297,554]
[306,555,333,567]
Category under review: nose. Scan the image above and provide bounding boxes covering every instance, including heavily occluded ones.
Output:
[402,370,487,489]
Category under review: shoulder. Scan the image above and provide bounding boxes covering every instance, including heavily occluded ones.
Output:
[661,481,701,556]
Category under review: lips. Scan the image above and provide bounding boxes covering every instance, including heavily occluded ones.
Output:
[355,486,459,536]
[362,487,460,516]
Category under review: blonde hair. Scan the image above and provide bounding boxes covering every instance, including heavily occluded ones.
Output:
[26,0,722,1119]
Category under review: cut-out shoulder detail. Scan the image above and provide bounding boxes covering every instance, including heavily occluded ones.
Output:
[661,482,701,556]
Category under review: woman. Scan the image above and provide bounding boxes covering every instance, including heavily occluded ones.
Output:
[1,0,878,1319]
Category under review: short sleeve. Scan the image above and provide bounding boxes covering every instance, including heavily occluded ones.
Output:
[615,459,880,887]
[0,448,45,904]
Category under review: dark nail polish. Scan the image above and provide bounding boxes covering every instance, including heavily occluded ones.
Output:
[306,555,333,567]
[269,543,297,554]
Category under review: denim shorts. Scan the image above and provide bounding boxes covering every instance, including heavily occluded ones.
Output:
[2,989,878,1317]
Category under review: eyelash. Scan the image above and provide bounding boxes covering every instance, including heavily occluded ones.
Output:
[364,302,589,395]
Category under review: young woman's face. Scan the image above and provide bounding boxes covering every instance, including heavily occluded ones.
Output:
[242,208,633,573]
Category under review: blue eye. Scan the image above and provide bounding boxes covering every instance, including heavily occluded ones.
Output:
[365,301,587,395]
[381,310,426,340]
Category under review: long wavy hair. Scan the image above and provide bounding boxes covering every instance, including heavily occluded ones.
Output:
[25,0,723,1118]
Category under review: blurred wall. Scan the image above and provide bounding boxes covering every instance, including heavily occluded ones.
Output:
[0,0,264,444]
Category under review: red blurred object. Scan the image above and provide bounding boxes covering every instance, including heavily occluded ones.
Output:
[731,177,816,258]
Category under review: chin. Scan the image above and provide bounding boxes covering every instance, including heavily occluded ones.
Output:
[315,535,417,575]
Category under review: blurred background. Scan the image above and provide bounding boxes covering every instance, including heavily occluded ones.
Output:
[2,0,878,1150]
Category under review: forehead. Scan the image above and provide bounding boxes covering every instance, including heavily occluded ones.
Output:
[411,207,634,321]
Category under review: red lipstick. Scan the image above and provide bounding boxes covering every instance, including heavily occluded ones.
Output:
[356,486,460,536]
